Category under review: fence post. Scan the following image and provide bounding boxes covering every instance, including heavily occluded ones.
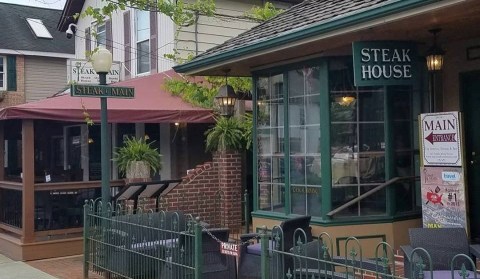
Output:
[244,189,249,234]
[83,200,89,279]
[194,217,203,279]
[260,225,270,279]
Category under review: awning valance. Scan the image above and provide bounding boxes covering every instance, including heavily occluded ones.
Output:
[0,70,214,123]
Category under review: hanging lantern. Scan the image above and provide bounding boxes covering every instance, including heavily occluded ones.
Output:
[426,28,445,71]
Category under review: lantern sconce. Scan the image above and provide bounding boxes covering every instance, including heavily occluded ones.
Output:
[426,28,445,71]
[214,69,237,117]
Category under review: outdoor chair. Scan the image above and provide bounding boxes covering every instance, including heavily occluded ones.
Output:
[291,240,392,279]
[238,215,312,279]
[401,228,480,278]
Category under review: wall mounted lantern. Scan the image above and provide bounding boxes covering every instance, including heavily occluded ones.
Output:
[426,28,445,71]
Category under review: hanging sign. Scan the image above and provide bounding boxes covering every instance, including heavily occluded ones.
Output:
[69,59,121,84]
[352,41,418,86]
[220,242,239,257]
[420,112,463,166]
[420,166,467,229]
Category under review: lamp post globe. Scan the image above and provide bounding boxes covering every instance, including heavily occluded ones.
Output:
[91,48,113,74]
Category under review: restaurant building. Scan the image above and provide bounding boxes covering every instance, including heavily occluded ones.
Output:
[175,0,480,250]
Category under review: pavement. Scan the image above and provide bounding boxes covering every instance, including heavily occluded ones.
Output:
[0,253,104,279]
[0,254,56,279]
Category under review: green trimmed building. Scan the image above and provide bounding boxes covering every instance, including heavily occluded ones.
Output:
[174,0,480,251]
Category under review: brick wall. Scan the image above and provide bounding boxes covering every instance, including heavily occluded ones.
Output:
[0,55,25,108]
[156,150,243,231]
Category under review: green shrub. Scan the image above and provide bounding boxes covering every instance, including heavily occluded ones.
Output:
[113,136,162,175]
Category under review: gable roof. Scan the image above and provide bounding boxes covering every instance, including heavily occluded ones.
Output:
[0,3,74,55]
[57,0,85,32]
[174,0,441,75]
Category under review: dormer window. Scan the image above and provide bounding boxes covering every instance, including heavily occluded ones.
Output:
[26,18,53,39]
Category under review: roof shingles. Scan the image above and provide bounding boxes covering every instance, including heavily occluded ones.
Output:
[191,0,389,62]
[0,3,74,54]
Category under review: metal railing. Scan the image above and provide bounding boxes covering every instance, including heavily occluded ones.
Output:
[327,176,419,217]
[258,227,479,279]
[83,199,202,279]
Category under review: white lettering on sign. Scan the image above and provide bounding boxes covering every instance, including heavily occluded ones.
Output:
[220,242,239,257]
[360,47,412,80]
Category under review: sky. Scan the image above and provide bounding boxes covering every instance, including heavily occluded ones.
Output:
[0,0,66,9]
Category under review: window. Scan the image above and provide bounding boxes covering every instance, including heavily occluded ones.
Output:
[329,58,386,217]
[26,18,53,39]
[0,56,5,90]
[135,10,150,74]
[257,74,285,213]
[288,66,322,217]
[96,23,106,48]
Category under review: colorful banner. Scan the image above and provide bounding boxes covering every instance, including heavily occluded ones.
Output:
[420,166,467,229]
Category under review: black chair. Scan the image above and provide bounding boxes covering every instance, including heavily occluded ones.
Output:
[401,228,480,278]
[238,216,312,279]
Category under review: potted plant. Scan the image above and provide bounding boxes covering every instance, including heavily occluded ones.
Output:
[205,116,245,152]
[113,136,162,179]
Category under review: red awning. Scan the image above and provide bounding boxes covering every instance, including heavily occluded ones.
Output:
[0,70,214,123]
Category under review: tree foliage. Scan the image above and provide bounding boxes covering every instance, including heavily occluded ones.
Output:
[245,2,284,22]
[79,0,215,27]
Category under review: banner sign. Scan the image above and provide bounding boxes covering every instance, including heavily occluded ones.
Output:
[69,59,121,84]
[352,41,418,86]
[220,242,239,257]
[420,112,462,166]
[420,166,467,229]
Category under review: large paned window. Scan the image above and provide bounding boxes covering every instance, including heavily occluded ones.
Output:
[257,74,285,213]
[288,67,322,216]
[135,10,150,74]
[0,56,5,90]
[254,57,420,220]
[391,86,418,213]
[329,59,386,217]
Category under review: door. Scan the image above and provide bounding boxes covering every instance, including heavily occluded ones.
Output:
[461,71,480,242]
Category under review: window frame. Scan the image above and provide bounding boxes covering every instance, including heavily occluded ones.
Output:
[135,9,150,75]
[0,56,6,91]
[95,22,107,48]
[252,56,421,224]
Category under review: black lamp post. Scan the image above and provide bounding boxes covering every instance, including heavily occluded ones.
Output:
[214,70,237,117]
[91,48,113,206]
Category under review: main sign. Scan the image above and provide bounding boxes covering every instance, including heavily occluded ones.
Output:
[352,41,418,86]
[71,84,135,99]
[420,112,463,166]
[69,59,121,84]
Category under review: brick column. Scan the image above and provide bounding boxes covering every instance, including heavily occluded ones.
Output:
[215,150,242,232]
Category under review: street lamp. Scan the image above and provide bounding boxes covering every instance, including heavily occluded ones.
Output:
[91,48,113,206]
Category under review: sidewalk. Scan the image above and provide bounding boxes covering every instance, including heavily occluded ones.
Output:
[0,254,56,279]
[27,255,103,279]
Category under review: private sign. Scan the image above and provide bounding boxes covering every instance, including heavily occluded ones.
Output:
[420,112,463,166]
[71,84,135,99]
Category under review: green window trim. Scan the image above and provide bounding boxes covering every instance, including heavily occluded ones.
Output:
[252,56,421,223]
[7,55,16,91]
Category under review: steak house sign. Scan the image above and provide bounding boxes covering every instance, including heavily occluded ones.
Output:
[353,41,418,86]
